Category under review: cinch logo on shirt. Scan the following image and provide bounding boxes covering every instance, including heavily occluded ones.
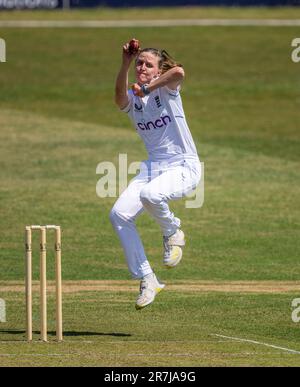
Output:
[137,115,171,131]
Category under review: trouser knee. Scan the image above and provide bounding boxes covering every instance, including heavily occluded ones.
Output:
[140,187,163,206]
[110,207,134,227]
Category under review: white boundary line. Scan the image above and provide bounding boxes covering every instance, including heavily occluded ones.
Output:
[213,334,300,355]
[0,19,300,28]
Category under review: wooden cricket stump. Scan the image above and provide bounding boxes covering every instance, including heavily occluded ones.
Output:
[25,225,63,342]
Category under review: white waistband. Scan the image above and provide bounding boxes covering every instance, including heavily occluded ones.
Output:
[148,153,200,164]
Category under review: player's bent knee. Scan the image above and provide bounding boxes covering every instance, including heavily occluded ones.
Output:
[140,188,162,206]
[109,207,123,226]
[109,207,133,226]
[140,188,157,204]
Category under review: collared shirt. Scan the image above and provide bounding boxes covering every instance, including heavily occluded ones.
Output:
[122,85,199,162]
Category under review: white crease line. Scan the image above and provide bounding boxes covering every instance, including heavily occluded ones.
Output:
[0,353,74,357]
[1,341,93,344]
[126,353,196,357]
[212,334,300,355]
[0,19,300,28]
[126,352,280,357]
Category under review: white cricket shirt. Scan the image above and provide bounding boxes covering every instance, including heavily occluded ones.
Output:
[122,85,199,162]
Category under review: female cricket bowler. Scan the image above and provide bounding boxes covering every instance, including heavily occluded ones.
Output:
[111,39,201,309]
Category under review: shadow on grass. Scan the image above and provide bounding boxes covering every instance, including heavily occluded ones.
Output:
[0,329,132,341]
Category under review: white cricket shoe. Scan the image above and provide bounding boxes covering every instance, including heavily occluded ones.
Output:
[163,229,185,268]
[135,273,165,310]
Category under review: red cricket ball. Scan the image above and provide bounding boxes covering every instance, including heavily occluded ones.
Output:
[128,39,140,55]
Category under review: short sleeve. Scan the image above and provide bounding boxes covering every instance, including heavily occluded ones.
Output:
[162,85,181,98]
[120,89,134,113]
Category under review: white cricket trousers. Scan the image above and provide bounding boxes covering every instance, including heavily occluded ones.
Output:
[110,156,201,279]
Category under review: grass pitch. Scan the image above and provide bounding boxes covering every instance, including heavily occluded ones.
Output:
[0,7,300,366]
[2,283,300,366]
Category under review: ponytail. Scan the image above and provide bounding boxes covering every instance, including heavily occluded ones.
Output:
[160,50,183,74]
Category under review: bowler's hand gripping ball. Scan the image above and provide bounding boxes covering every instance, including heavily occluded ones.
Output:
[128,39,140,55]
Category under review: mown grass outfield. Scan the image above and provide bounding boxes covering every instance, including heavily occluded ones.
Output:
[0,6,300,367]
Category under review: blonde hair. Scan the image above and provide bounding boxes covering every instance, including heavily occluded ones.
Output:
[138,48,183,74]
